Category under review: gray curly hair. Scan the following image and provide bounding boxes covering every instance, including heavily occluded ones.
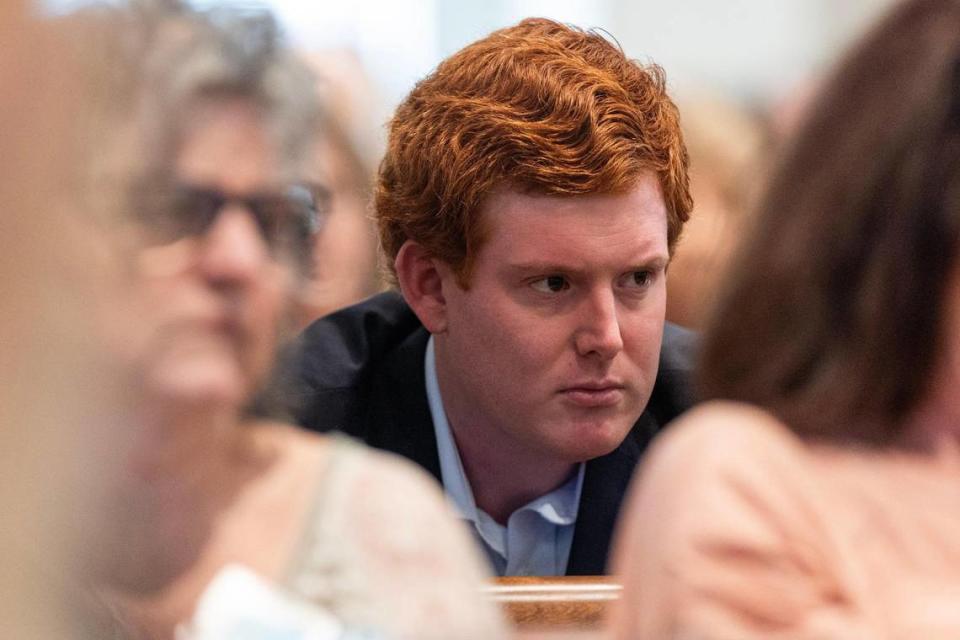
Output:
[73,0,319,222]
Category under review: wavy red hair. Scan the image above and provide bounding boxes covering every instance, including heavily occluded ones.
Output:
[377,17,692,286]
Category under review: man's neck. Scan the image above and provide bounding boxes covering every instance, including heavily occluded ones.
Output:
[446,417,576,525]
[428,337,578,524]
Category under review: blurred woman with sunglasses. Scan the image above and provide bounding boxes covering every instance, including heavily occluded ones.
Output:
[608,1,960,638]
[78,3,505,638]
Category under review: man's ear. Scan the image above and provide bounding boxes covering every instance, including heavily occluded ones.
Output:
[394,240,450,334]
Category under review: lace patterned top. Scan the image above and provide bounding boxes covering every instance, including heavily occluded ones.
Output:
[283,436,508,640]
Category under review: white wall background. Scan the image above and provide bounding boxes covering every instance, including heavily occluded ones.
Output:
[43,0,899,128]
[252,0,895,107]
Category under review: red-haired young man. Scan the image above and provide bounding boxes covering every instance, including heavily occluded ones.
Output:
[285,18,696,576]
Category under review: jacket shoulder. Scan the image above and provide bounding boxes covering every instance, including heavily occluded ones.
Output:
[294,291,423,390]
[276,292,427,432]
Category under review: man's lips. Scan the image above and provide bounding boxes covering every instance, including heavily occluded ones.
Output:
[558,381,626,408]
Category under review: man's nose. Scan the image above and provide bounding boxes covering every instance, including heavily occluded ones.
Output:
[196,204,270,288]
[573,288,625,360]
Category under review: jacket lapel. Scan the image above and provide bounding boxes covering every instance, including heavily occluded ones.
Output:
[566,428,644,575]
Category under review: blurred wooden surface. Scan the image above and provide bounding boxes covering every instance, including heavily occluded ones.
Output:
[486,576,620,633]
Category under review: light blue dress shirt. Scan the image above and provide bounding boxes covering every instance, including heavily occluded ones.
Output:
[424,336,585,576]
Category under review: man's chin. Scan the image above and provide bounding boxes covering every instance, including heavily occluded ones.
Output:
[551,421,633,463]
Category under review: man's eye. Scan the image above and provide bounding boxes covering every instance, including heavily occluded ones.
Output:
[530,275,570,293]
[624,270,653,288]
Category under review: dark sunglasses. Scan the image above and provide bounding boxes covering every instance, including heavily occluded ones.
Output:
[136,181,329,262]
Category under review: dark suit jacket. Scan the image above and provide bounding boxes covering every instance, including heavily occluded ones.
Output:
[282,291,697,575]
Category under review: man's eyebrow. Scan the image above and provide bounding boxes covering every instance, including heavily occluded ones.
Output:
[504,255,670,275]
[505,262,579,273]
[502,262,597,280]
[637,256,670,271]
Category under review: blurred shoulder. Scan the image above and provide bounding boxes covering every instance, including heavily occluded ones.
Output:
[319,438,508,638]
[652,400,804,469]
[326,436,479,554]
[632,400,814,517]
[615,401,826,587]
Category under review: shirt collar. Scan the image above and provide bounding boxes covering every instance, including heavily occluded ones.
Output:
[523,464,584,525]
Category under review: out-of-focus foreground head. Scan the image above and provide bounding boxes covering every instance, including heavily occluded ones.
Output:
[699,0,960,445]
[58,0,320,597]
[92,0,319,249]
[377,17,692,287]
[118,0,319,410]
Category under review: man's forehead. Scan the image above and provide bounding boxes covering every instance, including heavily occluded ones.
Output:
[482,174,665,214]
[481,178,666,232]
[474,177,669,269]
